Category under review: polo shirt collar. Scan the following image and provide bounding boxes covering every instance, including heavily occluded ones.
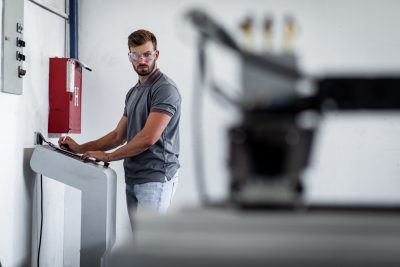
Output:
[139,68,161,87]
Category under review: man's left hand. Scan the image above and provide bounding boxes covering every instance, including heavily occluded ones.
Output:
[81,151,110,163]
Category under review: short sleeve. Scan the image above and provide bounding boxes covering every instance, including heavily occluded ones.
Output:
[150,84,181,116]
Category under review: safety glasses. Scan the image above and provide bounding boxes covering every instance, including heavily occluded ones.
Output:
[128,50,157,62]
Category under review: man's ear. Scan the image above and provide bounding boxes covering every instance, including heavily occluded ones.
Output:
[155,50,160,60]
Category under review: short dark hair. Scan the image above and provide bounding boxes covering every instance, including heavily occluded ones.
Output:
[128,29,157,50]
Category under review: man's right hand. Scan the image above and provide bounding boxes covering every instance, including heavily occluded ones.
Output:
[58,136,82,154]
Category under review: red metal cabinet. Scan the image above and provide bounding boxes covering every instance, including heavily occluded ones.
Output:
[48,58,82,134]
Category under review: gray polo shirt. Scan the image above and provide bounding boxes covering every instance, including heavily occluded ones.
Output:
[123,69,181,184]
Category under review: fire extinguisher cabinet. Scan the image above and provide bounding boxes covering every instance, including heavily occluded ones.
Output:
[48,57,82,135]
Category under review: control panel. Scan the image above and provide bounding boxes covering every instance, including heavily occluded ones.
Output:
[1,0,26,94]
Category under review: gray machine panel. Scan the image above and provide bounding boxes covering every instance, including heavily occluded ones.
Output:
[30,145,117,267]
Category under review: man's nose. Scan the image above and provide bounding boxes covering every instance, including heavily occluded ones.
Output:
[137,56,146,63]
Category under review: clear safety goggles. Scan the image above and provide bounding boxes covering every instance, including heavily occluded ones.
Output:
[128,50,156,62]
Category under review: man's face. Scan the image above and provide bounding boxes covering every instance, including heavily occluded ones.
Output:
[128,41,159,77]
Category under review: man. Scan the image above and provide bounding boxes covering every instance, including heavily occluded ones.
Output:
[59,29,181,227]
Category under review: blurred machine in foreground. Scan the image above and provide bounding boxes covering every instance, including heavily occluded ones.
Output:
[230,74,400,208]
[111,208,400,267]
[186,9,400,208]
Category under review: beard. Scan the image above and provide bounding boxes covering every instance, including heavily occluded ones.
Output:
[134,61,156,77]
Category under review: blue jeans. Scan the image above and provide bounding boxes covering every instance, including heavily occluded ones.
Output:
[125,172,178,229]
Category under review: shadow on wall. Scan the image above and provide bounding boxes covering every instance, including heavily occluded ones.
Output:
[22,148,36,267]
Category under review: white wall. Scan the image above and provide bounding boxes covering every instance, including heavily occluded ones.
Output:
[1,0,400,266]
[0,0,67,266]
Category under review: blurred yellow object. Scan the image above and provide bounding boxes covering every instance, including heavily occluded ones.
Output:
[240,16,254,50]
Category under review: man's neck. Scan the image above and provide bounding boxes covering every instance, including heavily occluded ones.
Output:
[139,67,158,85]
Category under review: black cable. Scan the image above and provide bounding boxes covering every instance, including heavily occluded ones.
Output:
[37,174,43,267]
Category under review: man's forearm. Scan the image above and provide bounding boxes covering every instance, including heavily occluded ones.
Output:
[80,131,125,153]
[107,131,153,161]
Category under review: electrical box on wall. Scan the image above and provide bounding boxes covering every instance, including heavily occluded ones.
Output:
[1,0,26,95]
[48,58,85,135]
